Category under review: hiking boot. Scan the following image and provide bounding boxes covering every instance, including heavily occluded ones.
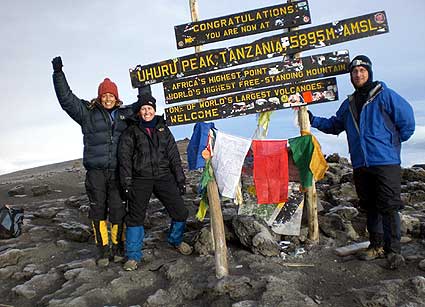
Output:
[97,257,110,267]
[357,246,385,261]
[386,252,405,270]
[114,254,125,263]
[96,246,110,267]
[111,244,125,263]
[123,259,138,271]
[175,242,193,255]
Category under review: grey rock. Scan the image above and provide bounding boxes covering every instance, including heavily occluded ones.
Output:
[405,181,425,192]
[0,265,19,279]
[12,269,63,299]
[47,297,90,307]
[162,258,191,280]
[232,215,280,257]
[23,263,42,275]
[0,248,23,268]
[339,172,353,184]
[410,276,425,295]
[343,221,360,240]
[328,205,359,221]
[8,184,25,196]
[213,276,257,300]
[168,278,204,301]
[193,227,214,256]
[33,207,60,219]
[319,214,344,238]
[326,153,341,163]
[419,259,425,271]
[109,270,157,297]
[64,195,89,208]
[144,289,172,306]
[63,267,85,280]
[56,240,71,248]
[232,301,258,307]
[58,222,91,242]
[326,182,358,205]
[31,184,50,196]
[402,167,425,183]
[401,214,421,237]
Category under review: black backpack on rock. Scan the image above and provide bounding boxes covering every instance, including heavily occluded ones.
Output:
[0,205,24,239]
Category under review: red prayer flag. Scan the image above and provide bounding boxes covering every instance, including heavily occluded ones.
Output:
[252,140,289,204]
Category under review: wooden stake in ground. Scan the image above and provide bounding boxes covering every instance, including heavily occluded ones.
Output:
[190,0,229,279]
[288,0,319,243]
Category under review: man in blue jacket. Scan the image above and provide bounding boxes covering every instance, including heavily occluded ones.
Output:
[308,55,415,269]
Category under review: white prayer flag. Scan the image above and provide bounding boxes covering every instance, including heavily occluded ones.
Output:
[211,131,251,198]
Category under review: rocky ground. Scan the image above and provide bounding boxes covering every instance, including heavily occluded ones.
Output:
[0,139,424,307]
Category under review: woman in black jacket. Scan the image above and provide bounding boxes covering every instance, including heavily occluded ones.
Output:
[118,96,192,271]
[52,56,137,267]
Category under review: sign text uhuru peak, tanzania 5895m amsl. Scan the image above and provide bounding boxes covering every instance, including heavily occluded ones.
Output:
[174,1,310,49]
[129,11,388,88]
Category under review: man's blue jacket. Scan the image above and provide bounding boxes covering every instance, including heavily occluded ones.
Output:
[311,82,415,169]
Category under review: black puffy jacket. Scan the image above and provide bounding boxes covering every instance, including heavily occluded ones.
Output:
[118,115,185,187]
[53,71,135,170]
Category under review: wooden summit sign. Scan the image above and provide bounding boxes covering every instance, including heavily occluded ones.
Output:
[163,50,349,104]
[129,11,388,88]
[165,77,338,126]
[175,1,311,49]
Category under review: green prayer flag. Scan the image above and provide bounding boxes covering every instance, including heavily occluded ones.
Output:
[288,135,314,188]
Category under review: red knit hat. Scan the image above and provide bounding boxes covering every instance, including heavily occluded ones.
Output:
[98,78,119,100]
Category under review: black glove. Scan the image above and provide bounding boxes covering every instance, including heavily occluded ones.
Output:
[307,110,314,123]
[52,56,63,72]
[178,184,186,196]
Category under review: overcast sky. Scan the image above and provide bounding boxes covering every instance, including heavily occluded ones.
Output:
[0,0,424,175]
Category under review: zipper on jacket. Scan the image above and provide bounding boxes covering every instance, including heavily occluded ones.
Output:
[98,105,114,169]
[348,83,384,168]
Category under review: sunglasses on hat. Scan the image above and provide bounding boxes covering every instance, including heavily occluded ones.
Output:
[349,59,371,71]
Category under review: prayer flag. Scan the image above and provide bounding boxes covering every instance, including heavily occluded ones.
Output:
[252,140,289,204]
[211,131,251,198]
[187,122,215,170]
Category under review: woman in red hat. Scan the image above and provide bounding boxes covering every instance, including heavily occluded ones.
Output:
[52,56,139,267]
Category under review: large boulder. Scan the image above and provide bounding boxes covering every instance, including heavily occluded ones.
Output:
[232,215,280,257]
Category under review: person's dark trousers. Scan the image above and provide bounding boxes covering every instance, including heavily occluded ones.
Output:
[126,175,188,227]
[353,165,403,254]
[85,169,126,223]
[85,169,127,255]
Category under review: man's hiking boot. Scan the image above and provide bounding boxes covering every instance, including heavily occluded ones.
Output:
[123,259,138,271]
[386,252,405,270]
[175,242,193,255]
[357,246,385,261]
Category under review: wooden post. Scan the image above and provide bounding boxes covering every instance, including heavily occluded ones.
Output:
[206,170,229,278]
[288,0,319,243]
[190,0,229,278]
